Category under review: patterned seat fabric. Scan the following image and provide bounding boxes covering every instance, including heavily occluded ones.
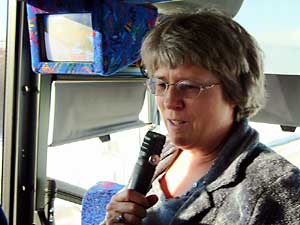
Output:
[26,0,158,75]
[82,181,124,225]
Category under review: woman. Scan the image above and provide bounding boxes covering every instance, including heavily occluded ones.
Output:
[101,10,300,225]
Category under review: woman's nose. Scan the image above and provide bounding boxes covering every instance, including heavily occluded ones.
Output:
[163,87,184,110]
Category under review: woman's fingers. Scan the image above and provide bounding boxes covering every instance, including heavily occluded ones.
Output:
[104,211,143,225]
[122,212,143,225]
[111,189,149,207]
[103,189,150,225]
[103,190,159,225]
[106,201,147,218]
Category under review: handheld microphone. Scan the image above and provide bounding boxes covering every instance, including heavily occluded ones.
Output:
[127,130,166,195]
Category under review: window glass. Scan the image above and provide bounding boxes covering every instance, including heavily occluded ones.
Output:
[249,122,300,168]
[47,90,152,188]
[47,127,145,189]
[0,0,8,199]
[234,0,300,167]
[235,0,300,75]
[47,127,148,224]
[55,198,81,225]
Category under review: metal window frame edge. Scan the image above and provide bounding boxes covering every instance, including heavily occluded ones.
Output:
[2,0,18,223]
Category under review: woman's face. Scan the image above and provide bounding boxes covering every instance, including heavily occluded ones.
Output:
[155,64,236,151]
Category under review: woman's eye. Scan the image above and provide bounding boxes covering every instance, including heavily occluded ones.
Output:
[157,83,166,88]
[178,83,199,90]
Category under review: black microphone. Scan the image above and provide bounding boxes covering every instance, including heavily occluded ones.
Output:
[127,130,166,195]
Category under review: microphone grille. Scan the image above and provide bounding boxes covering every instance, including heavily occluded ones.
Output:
[141,131,166,155]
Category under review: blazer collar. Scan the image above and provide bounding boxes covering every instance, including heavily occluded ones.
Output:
[172,189,212,224]
[205,119,259,192]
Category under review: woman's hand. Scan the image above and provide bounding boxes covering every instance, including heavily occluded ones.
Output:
[100,189,158,225]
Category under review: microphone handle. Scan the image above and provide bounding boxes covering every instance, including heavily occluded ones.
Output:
[128,155,157,195]
[127,131,165,195]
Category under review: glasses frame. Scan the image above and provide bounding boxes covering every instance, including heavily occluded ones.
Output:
[146,78,221,99]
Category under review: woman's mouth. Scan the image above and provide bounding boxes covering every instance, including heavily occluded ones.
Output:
[168,119,188,128]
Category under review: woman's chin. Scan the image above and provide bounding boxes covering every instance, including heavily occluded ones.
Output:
[169,134,190,148]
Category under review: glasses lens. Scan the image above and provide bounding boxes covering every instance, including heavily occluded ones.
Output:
[146,79,217,98]
[146,78,166,95]
[176,81,201,98]
[154,79,167,96]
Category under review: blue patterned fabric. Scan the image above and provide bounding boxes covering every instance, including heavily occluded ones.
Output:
[82,181,124,225]
[0,206,8,225]
[26,0,157,76]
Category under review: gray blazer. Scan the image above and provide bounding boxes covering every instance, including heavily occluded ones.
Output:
[151,120,300,225]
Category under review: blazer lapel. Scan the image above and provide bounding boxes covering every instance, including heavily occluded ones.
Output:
[171,189,213,225]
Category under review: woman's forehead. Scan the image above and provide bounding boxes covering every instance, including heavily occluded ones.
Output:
[153,64,218,82]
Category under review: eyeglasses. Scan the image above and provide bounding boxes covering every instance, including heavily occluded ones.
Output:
[146,78,221,99]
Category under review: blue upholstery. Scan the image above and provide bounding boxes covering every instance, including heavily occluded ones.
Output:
[26,0,157,76]
[82,181,124,225]
[0,206,8,225]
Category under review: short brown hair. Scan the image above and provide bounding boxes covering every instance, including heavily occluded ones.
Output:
[141,10,265,121]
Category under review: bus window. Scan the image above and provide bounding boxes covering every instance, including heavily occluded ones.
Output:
[46,94,152,224]
[54,199,81,225]
[0,0,8,199]
[46,129,143,225]
[235,0,300,75]
[234,0,300,168]
[47,128,142,189]
[250,122,300,168]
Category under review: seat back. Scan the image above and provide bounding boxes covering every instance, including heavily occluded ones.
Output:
[82,181,124,225]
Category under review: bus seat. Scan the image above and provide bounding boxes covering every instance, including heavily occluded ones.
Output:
[82,181,124,225]
[26,0,157,76]
[0,206,8,225]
